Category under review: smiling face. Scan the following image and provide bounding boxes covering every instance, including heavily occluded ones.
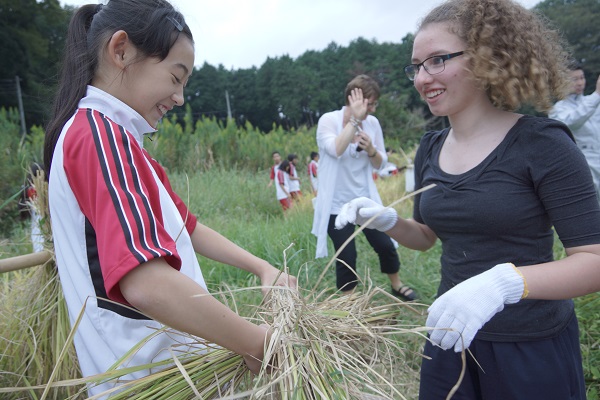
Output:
[120,35,194,128]
[411,22,482,118]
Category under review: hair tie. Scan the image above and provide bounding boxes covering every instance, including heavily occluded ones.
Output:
[167,16,183,32]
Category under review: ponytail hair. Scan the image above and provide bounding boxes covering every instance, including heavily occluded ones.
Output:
[44,0,193,177]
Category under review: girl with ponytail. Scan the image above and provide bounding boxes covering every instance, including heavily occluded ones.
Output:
[45,1,296,396]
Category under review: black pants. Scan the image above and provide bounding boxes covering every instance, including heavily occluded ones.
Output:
[327,214,400,291]
[419,313,586,400]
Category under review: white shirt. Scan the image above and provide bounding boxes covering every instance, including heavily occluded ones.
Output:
[289,163,301,192]
[274,168,291,200]
[311,106,387,258]
[550,92,600,149]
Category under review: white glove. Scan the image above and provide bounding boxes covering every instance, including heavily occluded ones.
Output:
[335,197,398,232]
[426,263,525,352]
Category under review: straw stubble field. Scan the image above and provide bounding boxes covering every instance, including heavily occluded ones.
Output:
[1,168,598,399]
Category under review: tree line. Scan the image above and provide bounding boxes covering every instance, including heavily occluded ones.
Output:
[1,0,599,145]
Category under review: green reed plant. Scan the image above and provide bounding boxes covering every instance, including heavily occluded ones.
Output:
[147,113,318,173]
[0,108,30,234]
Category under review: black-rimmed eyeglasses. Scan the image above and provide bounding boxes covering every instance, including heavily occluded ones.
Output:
[404,51,464,81]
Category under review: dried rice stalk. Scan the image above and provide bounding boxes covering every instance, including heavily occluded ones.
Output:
[0,168,83,399]
[252,284,424,399]
[79,245,426,399]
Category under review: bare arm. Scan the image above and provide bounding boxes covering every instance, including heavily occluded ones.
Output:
[335,120,360,157]
[520,243,600,299]
[334,195,437,251]
[385,217,438,251]
[368,149,383,169]
[190,222,297,292]
[120,259,268,373]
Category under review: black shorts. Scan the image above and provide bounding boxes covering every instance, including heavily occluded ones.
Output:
[419,313,586,400]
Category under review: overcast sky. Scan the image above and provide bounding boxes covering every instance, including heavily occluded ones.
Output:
[61,0,541,70]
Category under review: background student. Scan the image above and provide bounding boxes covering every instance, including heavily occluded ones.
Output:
[308,151,319,195]
[274,159,293,211]
[287,153,302,201]
[550,61,600,202]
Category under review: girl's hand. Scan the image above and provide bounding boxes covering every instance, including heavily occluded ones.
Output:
[243,324,272,374]
[348,88,368,120]
[259,265,298,297]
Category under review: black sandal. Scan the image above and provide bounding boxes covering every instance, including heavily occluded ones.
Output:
[391,285,418,301]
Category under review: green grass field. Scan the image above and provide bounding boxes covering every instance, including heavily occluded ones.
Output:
[1,168,598,399]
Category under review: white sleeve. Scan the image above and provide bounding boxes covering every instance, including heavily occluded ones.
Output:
[316,112,341,158]
[549,93,600,130]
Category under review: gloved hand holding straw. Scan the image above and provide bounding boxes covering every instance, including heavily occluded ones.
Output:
[426,263,528,352]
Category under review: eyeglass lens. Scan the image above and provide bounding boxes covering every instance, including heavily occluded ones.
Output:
[404,51,463,81]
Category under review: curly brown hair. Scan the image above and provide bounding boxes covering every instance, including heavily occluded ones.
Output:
[418,0,571,112]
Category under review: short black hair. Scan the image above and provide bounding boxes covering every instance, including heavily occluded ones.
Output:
[568,59,584,71]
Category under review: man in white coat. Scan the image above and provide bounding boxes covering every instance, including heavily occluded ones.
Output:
[550,62,600,202]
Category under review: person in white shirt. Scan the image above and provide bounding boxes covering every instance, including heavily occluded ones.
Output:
[550,62,600,201]
[311,74,417,301]
[287,153,302,201]
[274,160,293,211]
[308,151,319,195]
[267,150,282,188]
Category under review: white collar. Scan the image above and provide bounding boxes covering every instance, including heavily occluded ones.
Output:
[78,86,156,147]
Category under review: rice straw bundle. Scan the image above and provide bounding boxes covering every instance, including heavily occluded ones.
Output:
[82,334,251,399]
[252,282,425,399]
[79,274,425,400]
[82,186,432,399]
[0,168,83,399]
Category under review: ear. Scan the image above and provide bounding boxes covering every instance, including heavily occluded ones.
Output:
[106,30,135,70]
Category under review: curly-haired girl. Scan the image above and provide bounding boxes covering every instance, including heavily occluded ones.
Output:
[335,0,599,398]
